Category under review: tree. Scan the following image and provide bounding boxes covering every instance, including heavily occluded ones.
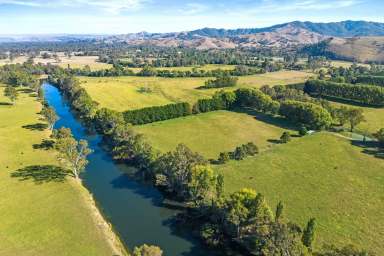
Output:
[224,189,273,239]
[4,86,18,105]
[133,244,163,256]
[374,128,384,147]
[275,201,284,222]
[299,125,308,136]
[52,127,72,139]
[154,144,207,198]
[302,218,316,250]
[217,152,230,164]
[334,106,349,127]
[233,146,247,160]
[55,131,92,180]
[280,131,291,143]
[188,165,218,206]
[37,86,45,102]
[243,142,259,156]
[41,106,58,130]
[347,108,365,132]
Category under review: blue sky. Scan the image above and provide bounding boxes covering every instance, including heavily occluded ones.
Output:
[0,0,383,34]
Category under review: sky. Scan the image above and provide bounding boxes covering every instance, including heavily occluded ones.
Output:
[0,0,383,34]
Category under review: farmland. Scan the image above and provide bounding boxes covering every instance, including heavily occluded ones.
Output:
[135,110,294,159]
[0,54,112,71]
[215,132,384,254]
[79,70,312,111]
[0,85,121,256]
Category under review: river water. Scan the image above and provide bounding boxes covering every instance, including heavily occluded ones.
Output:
[43,82,210,256]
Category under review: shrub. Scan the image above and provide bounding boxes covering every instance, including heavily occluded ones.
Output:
[280,132,291,143]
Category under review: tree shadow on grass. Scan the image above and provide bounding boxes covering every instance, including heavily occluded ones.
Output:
[18,88,34,94]
[11,165,71,184]
[22,123,48,131]
[232,108,298,130]
[33,139,55,150]
[351,140,384,159]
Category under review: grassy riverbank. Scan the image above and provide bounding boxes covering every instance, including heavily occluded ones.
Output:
[0,85,126,256]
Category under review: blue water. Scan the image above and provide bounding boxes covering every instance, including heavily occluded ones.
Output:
[43,82,210,256]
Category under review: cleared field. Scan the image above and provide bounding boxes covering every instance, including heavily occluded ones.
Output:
[0,54,112,71]
[135,110,294,159]
[238,70,314,88]
[79,76,212,111]
[329,101,384,134]
[80,70,312,111]
[0,86,119,255]
[215,132,384,254]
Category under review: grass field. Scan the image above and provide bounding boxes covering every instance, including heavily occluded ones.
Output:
[135,110,294,159]
[79,70,312,111]
[215,132,384,254]
[79,76,212,111]
[0,54,112,71]
[238,70,313,88]
[329,100,384,134]
[0,86,121,255]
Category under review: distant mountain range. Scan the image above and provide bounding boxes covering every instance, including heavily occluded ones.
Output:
[1,20,384,62]
[185,20,384,38]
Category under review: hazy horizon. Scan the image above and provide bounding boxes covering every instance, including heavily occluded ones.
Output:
[0,0,383,34]
[0,19,383,36]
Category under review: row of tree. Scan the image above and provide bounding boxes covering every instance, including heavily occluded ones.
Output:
[123,102,191,125]
[279,100,333,130]
[356,75,384,87]
[217,142,259,164]
[200,74,238,89]
[304,79,384,106]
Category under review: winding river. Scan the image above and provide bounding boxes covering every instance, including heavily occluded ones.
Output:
[43,82,211,256]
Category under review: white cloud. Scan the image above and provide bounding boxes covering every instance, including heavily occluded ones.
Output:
[0,0,148,13]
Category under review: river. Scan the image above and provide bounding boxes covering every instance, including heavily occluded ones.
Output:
[43,82,211,256]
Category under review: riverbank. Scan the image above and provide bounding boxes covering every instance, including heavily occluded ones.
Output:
[43,82,210,255]
[0,84,123,255]
[75,182,128,256]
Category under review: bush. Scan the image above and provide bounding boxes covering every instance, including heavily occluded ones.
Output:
[280,132,291,143]
[202,74,238,89]
[299,125,308,136]
[217,152,230,164]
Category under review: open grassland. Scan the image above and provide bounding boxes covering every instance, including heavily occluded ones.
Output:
[237,70,314,88]
[329,100,384,134]
[80,70,312,111]
[135,110,294,159]
[79,76,212,111]
[0,54,112,71]
[215,132,384,254]
[330,60,369,68]
[0,86,119,256]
